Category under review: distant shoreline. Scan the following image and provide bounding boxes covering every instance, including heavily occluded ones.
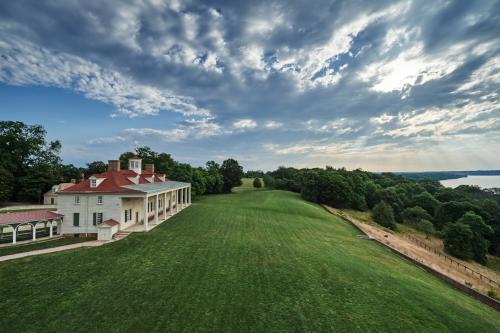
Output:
[396,170,500,181]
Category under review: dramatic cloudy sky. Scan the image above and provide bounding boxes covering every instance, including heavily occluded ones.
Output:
[0,0,499,171]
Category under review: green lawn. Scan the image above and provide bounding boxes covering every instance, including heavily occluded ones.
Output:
[233,177,264,192]
[0,237,94,257]
[0,190,498,332]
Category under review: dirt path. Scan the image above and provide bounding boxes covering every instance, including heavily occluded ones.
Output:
[0,240,109,262]
[324,206,500,295]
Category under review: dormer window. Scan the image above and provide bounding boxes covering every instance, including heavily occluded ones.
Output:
[90,179,97,188]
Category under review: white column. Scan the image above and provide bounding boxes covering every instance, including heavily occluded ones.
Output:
[32,222,37,241]
[12,225,17,244]
[169,191,173,216]
[182,187,186,208]
[49,221,53,237]
[188,186,191,204]
[144,195,149,231]
[155,194,159,225]
[175,190,179,213]
[163,192,167,218]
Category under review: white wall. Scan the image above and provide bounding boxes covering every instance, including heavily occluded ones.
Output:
[58,194,123,235]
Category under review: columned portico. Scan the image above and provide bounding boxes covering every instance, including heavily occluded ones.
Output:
[0,211,63,246]
[121,181,191,233]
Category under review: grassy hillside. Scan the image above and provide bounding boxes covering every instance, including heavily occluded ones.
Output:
[233,177,263,192]
[0,190,499,332]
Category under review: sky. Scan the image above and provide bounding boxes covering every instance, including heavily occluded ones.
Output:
[0,0,499,172]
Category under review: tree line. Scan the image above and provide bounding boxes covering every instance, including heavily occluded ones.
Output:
[262,166,500,265]
[0,121,243,203]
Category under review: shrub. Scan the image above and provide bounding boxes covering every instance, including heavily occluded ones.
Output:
[415,219,435,239]
[253,178,262,188]
[372,201,397,230]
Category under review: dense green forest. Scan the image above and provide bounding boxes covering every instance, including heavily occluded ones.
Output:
[262,166,500,264]
[0,121,243,203]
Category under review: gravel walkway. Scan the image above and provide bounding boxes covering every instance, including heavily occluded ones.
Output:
[0,240,109,262]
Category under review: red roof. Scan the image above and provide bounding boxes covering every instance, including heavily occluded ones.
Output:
[0,211,63,225]
[103,219,120,226]
[59,169,168,194]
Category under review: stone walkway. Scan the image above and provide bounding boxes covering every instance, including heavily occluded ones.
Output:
[0,240,109,263]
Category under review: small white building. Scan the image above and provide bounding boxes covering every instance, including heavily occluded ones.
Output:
[57,156,191,240]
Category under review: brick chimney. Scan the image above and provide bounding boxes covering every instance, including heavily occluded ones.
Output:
[108,160,121,172]
[145,163,155,173]
[79,173,85,183]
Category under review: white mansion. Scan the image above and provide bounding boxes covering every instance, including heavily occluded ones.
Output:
[57,156,191,240]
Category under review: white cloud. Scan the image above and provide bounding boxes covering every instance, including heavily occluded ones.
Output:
[124,118,223,142]
[0,35,210,118]
[264,121,283,129]
[88,136,127,145]
[359,42,469,94]
[385,100,500,139]
[268,1,411,89]
[455,55,500,93]
[370,113,396,125]
[306,118,354,134]
[233,119,257,129]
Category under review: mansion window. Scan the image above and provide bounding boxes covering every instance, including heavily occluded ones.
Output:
[124,208,132,222]
[93,212,103,225]
[73,213,80,227]
[90,179,97,187]
[74,196,80,205]
[97,195,103,204]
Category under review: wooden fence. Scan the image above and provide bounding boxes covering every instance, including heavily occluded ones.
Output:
[405,235,500,289]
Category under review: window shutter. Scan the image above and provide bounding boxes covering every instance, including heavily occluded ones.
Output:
[93,213,97,226]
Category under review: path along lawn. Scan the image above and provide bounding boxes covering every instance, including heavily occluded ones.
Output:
[0,237,94,257]
[0,190,499,332]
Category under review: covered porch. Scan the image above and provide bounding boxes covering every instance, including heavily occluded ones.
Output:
[0,211,63,245]
[122,181,191,233]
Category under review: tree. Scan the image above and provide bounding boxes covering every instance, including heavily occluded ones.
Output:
[434,201,478,229]
[253,178,262,188]
[263,174,275,188]
[0,121,62,202]
[220,159,243,193]
[401,206,433,225]
[85,161,107,176]
[372,201,397,230]
[443,223,474,260]
[205,161,224,194]
[412,192,440,216]
[415,219,435,239]
[373,187,405,218]
[457,211,493,264]
[0,166,14,202]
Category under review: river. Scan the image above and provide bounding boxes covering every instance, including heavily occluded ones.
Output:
[440,175,500,189]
